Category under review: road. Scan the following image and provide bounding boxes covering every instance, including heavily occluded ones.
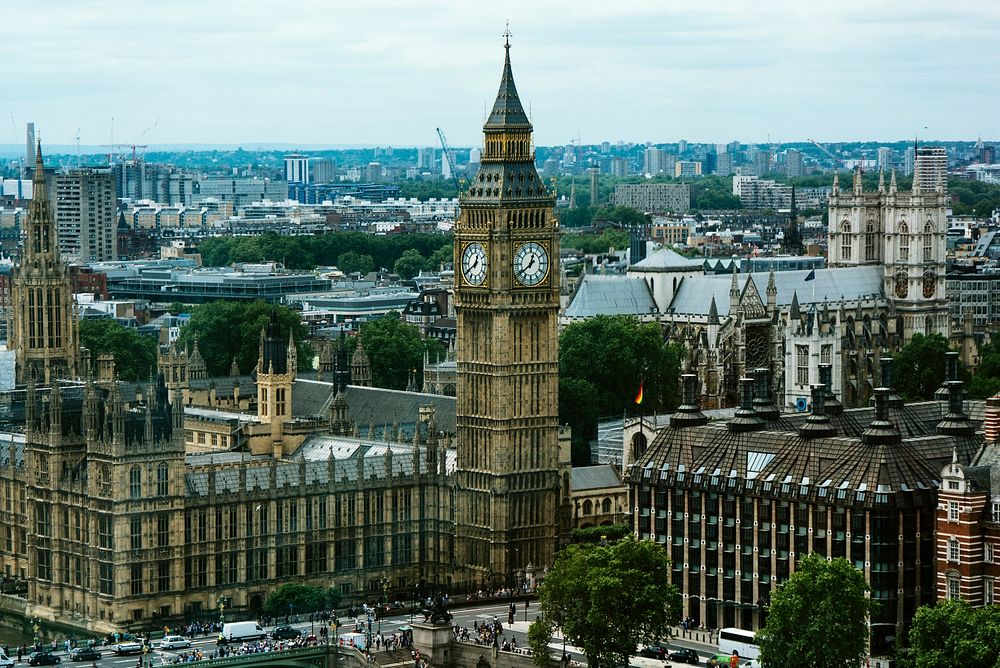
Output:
[14,602,718,668]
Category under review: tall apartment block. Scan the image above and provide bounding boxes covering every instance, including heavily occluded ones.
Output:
[26,123,35,168]
[51,169,118,262]
[914,147,948,193]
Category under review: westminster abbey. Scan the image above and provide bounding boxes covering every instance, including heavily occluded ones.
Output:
[0,41,568,634]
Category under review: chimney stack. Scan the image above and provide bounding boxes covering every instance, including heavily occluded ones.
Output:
[862,388,901,446]
[727,377,766,433]
[879,357,904,408]
[936,381,974,437]
[798,384,837,439]
[935,351,960,401]
[671,374,708,429]
[752,368,780,421]
[818,363,842,415]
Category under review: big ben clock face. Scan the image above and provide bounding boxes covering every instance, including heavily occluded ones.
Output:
[461,242,488,286]
[513,241,549,286]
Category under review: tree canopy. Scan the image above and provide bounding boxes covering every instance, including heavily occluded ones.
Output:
[176,301,312,377]
[352,312,445,390]
[197,231,451,272]
[559,315,683,464]
[561,229,630,254]
[756,554,873,668]
[893,333,958,401]
[900,599,1000,668]
[394,248,427,279]
[967,336,1000,399]
[78,318,158,382]
[263,582,342,617]
[538,537,680,668]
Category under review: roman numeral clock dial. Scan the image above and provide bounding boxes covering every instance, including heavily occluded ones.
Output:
[461,242,488,286]
[513,241,549,287]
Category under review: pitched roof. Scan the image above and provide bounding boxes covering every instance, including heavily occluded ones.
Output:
[630,247,703,272]
[572,464,623,491]
[484,42,530,129]
[564,275,657,319]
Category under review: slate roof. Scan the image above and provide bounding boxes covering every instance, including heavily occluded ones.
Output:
[630,247,704,272]
[669,266,883,318]
[564,275,657,319]
[344,385,456,434]
[571,465,623,491]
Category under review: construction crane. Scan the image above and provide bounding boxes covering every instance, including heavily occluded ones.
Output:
[807,138,844,168]
[436,127,462,196]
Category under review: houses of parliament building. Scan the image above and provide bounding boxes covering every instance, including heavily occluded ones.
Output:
[0,40,569,634]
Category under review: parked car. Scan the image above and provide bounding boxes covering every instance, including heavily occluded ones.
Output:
[113,642,144,656]
[69,648,101,662]
[28,653,61,666]
[0,650,14,668]
[670,648,701,664]
[271,626,301,640]
[639,642,669,659]
[158,636,191,650]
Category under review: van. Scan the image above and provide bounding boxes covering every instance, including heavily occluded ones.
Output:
[220,621,266,644]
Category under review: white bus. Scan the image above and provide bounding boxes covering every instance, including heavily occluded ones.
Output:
[718,627,760,664]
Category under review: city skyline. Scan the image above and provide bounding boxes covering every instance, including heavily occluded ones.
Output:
[4,1,999,149]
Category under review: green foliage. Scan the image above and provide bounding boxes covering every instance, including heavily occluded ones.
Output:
[967,337,1000,399]
[756,554,873,668]
[688,176,742,210]
[527,617,555,667]
[539,537,680,668]
[568,524,631,544]
[893,334,956,401]
[426,245,453,271]
[946,178,1000,217]
[197,231,451,273]
[394,249,426,279]
[337,250,374,275]
[78,318,158,382]
[558,205,648,229]
[561,229,630,254]
[177,301,312,377]
[559,316,683,463]
[356,312,445,390]
[900,599,1000,668]
[263,583,341,617]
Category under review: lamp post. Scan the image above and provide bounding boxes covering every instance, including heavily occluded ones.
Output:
[378,577,389,637]
[32,617,39,650]
[365,610,373,656]
[143,643,150,668]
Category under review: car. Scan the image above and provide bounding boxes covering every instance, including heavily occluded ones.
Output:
[69,648,101,662]
[271,626,301,640]
[113,642,144,656]
[0,651,14,668]
[27,653,61,666]
[158,636,191,650]
[670,648,701,664]
[639,643,668,659]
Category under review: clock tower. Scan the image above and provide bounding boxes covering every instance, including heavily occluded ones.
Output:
[454,36,561,583]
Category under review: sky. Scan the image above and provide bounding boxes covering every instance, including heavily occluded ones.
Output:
[3,0,1000,149]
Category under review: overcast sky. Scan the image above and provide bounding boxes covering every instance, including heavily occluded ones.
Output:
[4,0,999,149]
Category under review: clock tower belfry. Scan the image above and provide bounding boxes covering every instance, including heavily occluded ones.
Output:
[454,36,561,583]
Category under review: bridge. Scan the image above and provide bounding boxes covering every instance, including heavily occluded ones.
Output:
[192,645,369,668]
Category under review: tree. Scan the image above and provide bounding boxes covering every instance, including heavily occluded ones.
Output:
[967,336,1000,399]
[559,316,683,464]
[337,250,374,275]
[356,312,445,390]
[893,333,954,400]
[394,249,426,279]
[756,554,874,668]
[901,599,1000,668]
[527,616,555,667]
[177,301,312,377]
[538,537,680,668]
[78,318,159,382]
[263,583,341,617]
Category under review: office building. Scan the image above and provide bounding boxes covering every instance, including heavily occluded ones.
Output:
[785,149,804,178]
[309,158,335,184]
[675,161,702,178]
[904,146,916,176]
[914,147,948,192]
[877,147,893,173]
[613,183,690,213]
[194,178,287,210]
[284,154,310,183]
[611,157,629,177]
[716,153,734,177]
[51,168,118,262]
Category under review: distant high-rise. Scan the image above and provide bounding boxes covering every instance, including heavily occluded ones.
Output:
[785,149,804,178]
[309,158,335,184]
[589,166,599,206]
[914,147,948,192]
[678,139,688,154]
[903,146,916,176]
[716,153,734,177]
[417,147,436,170]
[51,169,118,262]
[25,123,35,168]
[366,162,383,183]
[877,147,893,173]
[284,154,310,183]
[611,156,629,177]
[643,147,666,176]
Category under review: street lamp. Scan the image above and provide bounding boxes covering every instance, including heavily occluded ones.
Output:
[32,617,39,649]
[379,577,389,637]
[218,596,226,626]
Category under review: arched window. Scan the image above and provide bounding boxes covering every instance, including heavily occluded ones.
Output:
[602,498,612,514]
[865,220,877,261]
[839,221,852,261]
[631,433,648,461]
[898,222,909,261]
[583,500,593,515]
[129,465,142,500]
[157,462,169,496]
[923,222,934,262]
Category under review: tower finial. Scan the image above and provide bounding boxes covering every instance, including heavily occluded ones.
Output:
[504,21,512,49]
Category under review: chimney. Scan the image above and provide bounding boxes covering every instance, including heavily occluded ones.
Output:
[862,388,901,446]
[935,351,960,401]
[936,381,974,437]
[984,394,1000,443]
[818,363,843,415]
[727,377,766,433]
[798,384,837,439]
[671,374,708,429]
[752,367,780,421]
[879,357,904,408]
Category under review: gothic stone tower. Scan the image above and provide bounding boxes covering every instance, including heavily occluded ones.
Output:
[454,37,560,584]
[11,143,79,384]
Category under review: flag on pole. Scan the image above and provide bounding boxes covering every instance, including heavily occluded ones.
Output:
[804,269,816,282]
[634,383,644,405]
